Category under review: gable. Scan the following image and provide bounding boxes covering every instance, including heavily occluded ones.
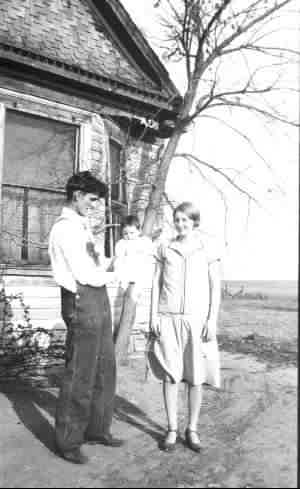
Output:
[0,0,158,92]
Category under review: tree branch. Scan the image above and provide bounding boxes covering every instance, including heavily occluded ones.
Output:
[206,98,299,127]
[174,153,262,206]
[216,0,293,56]
[198,114,286,195]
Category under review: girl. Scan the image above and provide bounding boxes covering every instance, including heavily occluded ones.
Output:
[148,202,221,452]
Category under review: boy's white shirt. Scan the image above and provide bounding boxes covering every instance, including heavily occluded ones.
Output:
[48,207,116,292]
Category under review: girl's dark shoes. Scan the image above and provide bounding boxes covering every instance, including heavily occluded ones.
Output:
[160,429,178,452]
[185,428,201,452]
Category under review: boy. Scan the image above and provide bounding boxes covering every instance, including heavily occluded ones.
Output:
[48,171,124,465]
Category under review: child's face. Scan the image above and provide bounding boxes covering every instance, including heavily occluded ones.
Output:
[122,225,140,240]
[174,211,194,237]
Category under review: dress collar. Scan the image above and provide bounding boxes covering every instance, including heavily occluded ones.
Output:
[168,233,204,257]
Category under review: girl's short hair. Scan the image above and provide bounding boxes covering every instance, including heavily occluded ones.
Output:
[173,202,201,228]
[121,215,141,230]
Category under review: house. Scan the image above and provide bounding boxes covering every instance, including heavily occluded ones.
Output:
[0,0,181,356]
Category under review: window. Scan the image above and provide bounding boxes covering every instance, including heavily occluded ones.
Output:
[109,139,126,203]
[1,110,77,266]
[105,138,128,257]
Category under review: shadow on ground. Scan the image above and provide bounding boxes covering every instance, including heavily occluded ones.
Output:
[0,381,164,455]
[114,395,164,441]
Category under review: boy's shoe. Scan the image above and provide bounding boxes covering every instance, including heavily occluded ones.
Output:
[57,447,89,464]
[86,433,124,447]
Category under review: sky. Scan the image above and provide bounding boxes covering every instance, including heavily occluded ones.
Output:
[120,0,299,280]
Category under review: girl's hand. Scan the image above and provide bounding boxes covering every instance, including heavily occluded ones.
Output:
[150,316,161,338]
[202,318,217,342]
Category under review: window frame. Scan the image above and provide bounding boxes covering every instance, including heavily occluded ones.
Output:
[109,137,127,204]
[0,91,93,273]
[104,123,129,258]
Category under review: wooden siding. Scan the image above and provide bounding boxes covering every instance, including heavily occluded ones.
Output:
[0,275,151,356]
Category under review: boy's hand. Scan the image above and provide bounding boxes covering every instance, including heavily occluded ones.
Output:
[107,271,119,284]
[106,256,116,272]
[202,318,217,342]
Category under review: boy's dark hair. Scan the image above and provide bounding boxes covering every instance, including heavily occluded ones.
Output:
[173,201,201,228]
[66,171,108,201]
[121,215,141,230]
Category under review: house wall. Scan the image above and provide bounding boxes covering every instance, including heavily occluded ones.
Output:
[0,0,166,356]
[0,86,158,356]
[0,274,152,356]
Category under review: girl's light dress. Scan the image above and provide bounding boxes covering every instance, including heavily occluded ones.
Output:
[148,235,221,388]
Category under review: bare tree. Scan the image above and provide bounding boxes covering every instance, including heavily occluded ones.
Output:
[141,0,299,235]
[114,0,299,360]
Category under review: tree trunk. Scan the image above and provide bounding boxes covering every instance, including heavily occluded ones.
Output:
[116,89,197,360]
[142,131,182,236]
[142,80,199,236]
[114,135,182,362]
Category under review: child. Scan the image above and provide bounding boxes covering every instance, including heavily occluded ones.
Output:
[148,202,222,453]
[113,215,155,361]
[114,215,154,291]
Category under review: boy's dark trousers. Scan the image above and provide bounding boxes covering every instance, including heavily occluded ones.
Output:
[55,284,116,453]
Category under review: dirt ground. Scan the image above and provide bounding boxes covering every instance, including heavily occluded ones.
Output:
[0,343,297,489]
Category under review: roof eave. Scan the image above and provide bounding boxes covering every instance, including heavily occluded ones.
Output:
[91,0,181,102]
[0,45,179,121]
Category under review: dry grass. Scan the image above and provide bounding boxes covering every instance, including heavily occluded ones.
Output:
[220,297,298,344]
[219,295,297,367]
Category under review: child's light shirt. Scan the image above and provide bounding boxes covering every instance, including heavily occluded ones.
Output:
[114,236,155,288]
